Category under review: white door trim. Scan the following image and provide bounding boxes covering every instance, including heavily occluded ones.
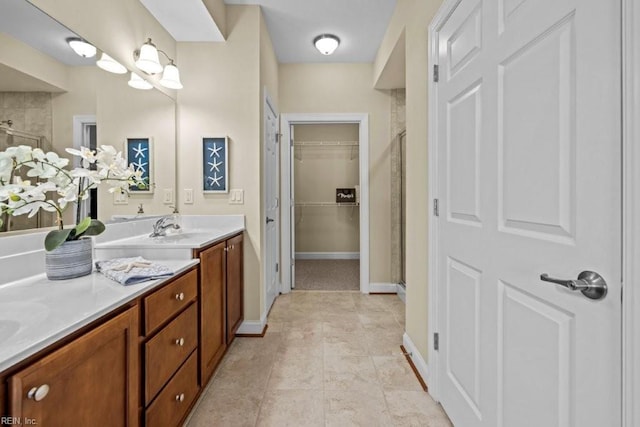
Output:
[280,113,370,294]
[263,88,280,316]
[428,0,635,422]
[427,3,445,399]
[622,0,640,424]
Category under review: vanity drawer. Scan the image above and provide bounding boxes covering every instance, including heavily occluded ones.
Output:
[145,352,199,427]
[145,303,197,404]
[144,269,197,335]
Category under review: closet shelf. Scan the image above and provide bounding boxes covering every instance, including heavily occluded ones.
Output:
[293,140,359,147]
[295,202,360,207]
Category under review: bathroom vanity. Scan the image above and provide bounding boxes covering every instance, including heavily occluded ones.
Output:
[0,215,245,426]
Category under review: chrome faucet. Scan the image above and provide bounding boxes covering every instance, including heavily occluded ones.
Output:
[149,216,181,237]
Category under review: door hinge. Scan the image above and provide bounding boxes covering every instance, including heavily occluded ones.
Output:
[433,64,440,83]
[433,199,439,217]
[434,333,439,351]
[276,263,279,273]
[275,133,280,143]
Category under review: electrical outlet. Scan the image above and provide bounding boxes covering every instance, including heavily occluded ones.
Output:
[229,189,244,205]
[114,191,128,205]
[163,188,173,204]
[184,189,194,204]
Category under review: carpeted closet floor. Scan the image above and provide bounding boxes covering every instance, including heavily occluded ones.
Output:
[294,259,360,291]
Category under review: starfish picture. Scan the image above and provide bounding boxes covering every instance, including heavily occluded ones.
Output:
[208,143,222,158]
[132,143,148,159]
[208,173,223,187]
[208,159,223,173]
[133,158,148,173]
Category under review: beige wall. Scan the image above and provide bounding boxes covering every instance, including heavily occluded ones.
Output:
[279,63,392,283]
[293,124,360,254]
[374,0,443,362]
[96,71,176,219]
[177,5,264,322]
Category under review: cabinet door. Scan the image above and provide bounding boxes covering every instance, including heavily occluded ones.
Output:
[226,234,244,344]
[9,307,139,427]
[199,241,226,383]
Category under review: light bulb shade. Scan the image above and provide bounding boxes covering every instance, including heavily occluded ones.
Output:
[128,72,153,90]
[135,40,163,74]
[159,63,183,89]
[96,53,127,74]
[313,34,340,55]
[68,38,96,58]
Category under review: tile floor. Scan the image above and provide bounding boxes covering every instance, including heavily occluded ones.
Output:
[185,291,452,427]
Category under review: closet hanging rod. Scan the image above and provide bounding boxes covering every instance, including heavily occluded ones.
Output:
[293,140,359,147]
[295,202,359,207]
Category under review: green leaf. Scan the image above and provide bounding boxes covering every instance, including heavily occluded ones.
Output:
[81,220,105,237]
[45,229,73,251]
[74,217,92,236]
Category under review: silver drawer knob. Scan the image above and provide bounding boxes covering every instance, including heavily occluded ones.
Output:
[175,338,185,347]
[175,393,185,402]
[27,384,49,401]
[175,292,185,301]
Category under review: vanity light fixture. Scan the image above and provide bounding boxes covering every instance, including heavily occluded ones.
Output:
[134,38,183,89]
[128,72,153,90]
[96,52,127,74]
[67,37,96,58]
[313,34,340,55]
[159,60,183,89]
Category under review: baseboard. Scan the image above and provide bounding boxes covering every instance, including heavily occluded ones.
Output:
[397,283,406,303]
[403,333,430,387]
[369,282,398,293]
[295,252,360,260]
[236,311,268,335]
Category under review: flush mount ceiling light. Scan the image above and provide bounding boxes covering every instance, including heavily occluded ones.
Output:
[67,37,96,58]
[313,34,340,55]
[96,52,127,74]
[128,72,153,90]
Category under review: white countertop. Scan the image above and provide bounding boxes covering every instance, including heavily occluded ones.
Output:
[95,227,244,250]
[0,259,199,374]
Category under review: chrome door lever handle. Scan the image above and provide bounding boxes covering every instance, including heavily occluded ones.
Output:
[539,271,608,300]
[539,274,588,291]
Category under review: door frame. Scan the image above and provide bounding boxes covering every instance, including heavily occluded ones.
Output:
[280,113,370,293]
[622,0,640,424]
[427,0,639,424]
[263,89,280,315]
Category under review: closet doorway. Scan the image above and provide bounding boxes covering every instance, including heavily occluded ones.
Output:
[280,113,370,294]
[293,123,360,290]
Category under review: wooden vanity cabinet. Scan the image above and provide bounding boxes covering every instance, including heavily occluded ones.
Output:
[196,232,244,383]
[8,306,139,427]
[226,233,244,344]
[197,241,227,384]
[141,269,199,425]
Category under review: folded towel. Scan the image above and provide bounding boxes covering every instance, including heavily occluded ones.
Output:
[95,256,174,285]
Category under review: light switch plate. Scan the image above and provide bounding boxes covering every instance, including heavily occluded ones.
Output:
[184,189,194,204]
[229,189,244,204]
[114,191,128,205]
[163,188,173,204]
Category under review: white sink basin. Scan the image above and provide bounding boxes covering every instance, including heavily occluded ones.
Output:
[0,302,50,342]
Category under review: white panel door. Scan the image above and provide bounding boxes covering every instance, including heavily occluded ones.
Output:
[265,98,279,312]
[434,0,621,426]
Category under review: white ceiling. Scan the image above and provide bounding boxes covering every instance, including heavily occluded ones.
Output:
[140,0,225,42]
[228,0,397,63]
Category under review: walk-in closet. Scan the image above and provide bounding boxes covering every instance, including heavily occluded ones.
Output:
[292,123,360,290]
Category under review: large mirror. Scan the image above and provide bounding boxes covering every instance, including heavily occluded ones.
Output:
[0,0,176,233]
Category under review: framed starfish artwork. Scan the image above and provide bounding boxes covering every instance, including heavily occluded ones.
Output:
[202,137,229,193]
[125,137,153,193]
